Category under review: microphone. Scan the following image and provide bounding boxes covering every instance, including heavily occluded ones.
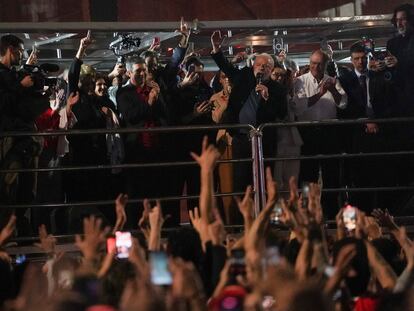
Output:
[256,72,263,95]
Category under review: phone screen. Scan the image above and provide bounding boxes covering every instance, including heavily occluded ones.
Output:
[301,183,310,209]
[115,231,131,259]
[270,200,283,225]
[149,251,172,286]
[343,205,356,231]
[229,249,246,283]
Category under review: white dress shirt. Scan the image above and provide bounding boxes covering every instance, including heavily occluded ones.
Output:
[354,69,372,109]
[293,72,347,121]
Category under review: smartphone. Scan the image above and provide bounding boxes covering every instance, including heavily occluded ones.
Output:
[265,246,280,266]
[372,50,389,61]
[301,182,310,209]
[15,254,26,265]
[188,63,196,74]
[270,200,283,225]
[228,249,246,283]
[86,30,92,39]
[115,231,132,259]
[149,251,172,286]
[153,36,160,46]
[343,205,356,231]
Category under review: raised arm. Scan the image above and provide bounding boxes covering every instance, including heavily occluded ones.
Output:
[210,31,240,80]
[68,32,92,94]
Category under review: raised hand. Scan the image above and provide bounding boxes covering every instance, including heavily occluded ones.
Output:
[148,37,161,52]
[208,208,226,246]
[372,208,398,232]
[146,199,167,251]
[194,101,213,116]
[26,48,38,65]
[34,224,56,254]
[66,91,79,114]
[148,81,160,106]
[265,166,277,208]
[76,30,92,59]
[0,214,16,246]
[148,200,166,230]
[190,135,221,171]
[177,17,190,48]
[75,215,110,260]
[189,207,210,248]
[179,71,198,88]
[234,185,254,223]
[211,30,225,53]
[113,193,128,233]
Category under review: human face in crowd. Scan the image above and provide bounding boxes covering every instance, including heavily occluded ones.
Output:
[145,55,158,73]
[309,52,327,81]
[94,78,108,97]
[253,55,274,80]
[130,63,147,87]
[9,43,24,66]
[395,11,410,35]
[271,67,287,84]
[219,71,231,94]
[351,51,368,73]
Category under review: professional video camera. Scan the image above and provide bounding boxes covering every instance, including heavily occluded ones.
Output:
[18,63,60,92]
[109,33,141,64]
[362,37,392,81]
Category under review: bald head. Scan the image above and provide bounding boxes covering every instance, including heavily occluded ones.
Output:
[309,49,329,80]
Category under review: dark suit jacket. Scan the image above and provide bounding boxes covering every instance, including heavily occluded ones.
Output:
[387,32,414,116]
[116,83,168,160]
[211,51,287,128]
[339,68,396,120]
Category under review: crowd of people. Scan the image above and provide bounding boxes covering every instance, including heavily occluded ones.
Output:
[1,136,414,311]
[0,4,414,310]
[0,5,413,235]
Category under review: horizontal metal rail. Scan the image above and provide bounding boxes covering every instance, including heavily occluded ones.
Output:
[2,117,414,138]
[0,157,252,174]
[2,186,414,210]
[259,117,414,130]
[0,191,248,209]
[264,150,414,162]
[0,123,254,138]
[0,15,392,32]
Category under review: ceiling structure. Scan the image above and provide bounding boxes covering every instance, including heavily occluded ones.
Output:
[0,14,396,73]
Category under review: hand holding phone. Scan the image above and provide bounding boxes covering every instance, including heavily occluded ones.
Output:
[115,231,132,259]
[343,205,356,231]
[149,251,172,286]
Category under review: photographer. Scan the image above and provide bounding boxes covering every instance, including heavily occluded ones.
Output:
[386,3,414,112]
[385,4,414,187]
[0,35,50,234]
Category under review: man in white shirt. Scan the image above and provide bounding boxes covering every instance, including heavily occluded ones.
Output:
[293,49,347,215]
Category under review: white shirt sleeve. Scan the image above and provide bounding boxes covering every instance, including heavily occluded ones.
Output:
[334,78,347,110]
[293,76,310,116]
[56,108,78,157]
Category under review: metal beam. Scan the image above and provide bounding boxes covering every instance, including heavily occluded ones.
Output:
[0,15,392,31]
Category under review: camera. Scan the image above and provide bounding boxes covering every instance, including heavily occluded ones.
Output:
[18,63,60,92]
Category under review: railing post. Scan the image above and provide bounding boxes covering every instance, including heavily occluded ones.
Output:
[249,128,264,218]
[256,127,267,212]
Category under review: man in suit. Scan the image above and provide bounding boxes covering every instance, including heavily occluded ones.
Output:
[210,31,287,195]
[339,42,396,211]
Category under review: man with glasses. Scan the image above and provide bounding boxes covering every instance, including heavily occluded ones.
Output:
[210,31,287,197]
[293,49,347,216]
